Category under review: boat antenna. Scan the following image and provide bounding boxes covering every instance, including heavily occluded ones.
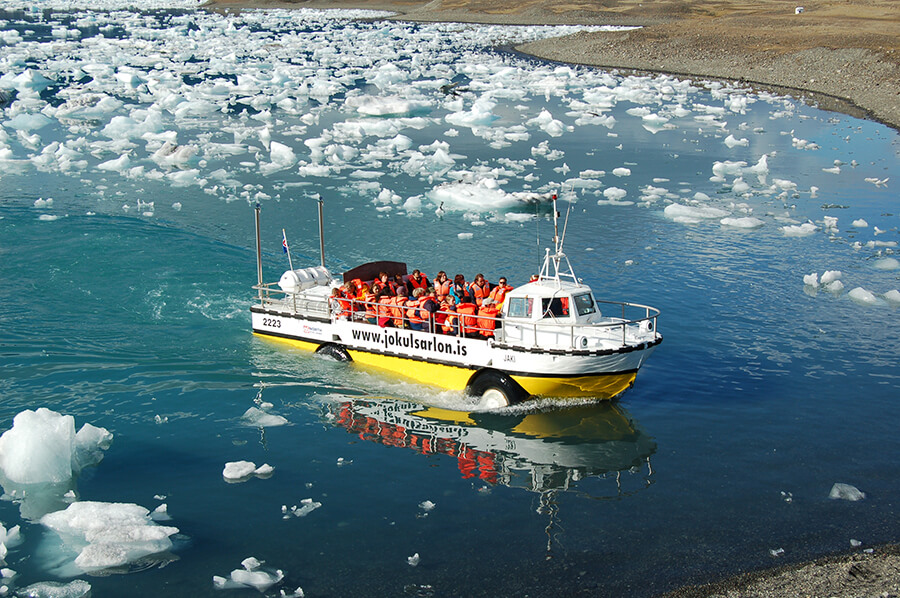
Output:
[559,200,571,252]
[254,203,263,300]
[315,193,325,269]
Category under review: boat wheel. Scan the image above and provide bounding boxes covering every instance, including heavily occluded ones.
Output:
[315,343,351,362]
[466,370,528,409]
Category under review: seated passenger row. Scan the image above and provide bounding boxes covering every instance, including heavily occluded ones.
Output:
[329,269,516,337]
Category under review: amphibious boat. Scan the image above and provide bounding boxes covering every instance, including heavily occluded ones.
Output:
[250,196,662,408]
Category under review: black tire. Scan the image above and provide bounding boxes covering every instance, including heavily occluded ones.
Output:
[466,370,528,408]
[315,344,352,362]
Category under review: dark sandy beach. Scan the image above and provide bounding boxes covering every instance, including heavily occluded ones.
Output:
[201,0,900,594]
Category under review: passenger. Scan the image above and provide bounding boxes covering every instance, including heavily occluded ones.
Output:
[433,271,451,302]
[364,288,380,324]
[530,274,539,282]
[450,274,473,303]
[406,287,426,331]
[391,287,409,328]
[330,287,348,319]
[392,273,405,293]
[440,304,459,335]
[418,287,440,332]
[468,273,491,307]
[377,289,394,328]
[456,300,479,338]
[371,271,389,294]
[477,298,500,337]
[435,295,455,332]
[488,277,513,310]
[406,269,429,295]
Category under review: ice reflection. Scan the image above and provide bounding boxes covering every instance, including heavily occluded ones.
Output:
[322,398,656,496]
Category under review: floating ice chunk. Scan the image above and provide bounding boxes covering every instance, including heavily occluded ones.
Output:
[356,97,430,117]
[18,580,91,598]
[97,154,131,173]
[873,257,899,271]
[260,142,297,176]
[822,165,841,174]
[781,222,817,237]
[724,134,749,148]
[825,280,844,293]
[290,498,321,518]
[864,177,889,187]
[458,233,474,240]
[418,500,436,512]
[0,409,111,485]
[428,179,545,213]
[40,501,178,573]
[603,187,627,201]
[612,167,631,177]
[223,461,258,481]
[229,568,284,592]
[720,216,763,229]
[445,98,497,128]
[823,216,838,232]
[769,548,785,557]
[851,539,862,547]
[820,271,842,284]
[407,553,420,567]
[254,464,274,477]
[527,109,564,137]
[664,204,730,224]
[6,113,52,132]
[241,407,288,427]
[803,273,818,287]
[883,290,900,305]
[829,483,866,501]
[151,504,171,522]
[152,141,198,168]
[848,287,879,306]
[852,219,868,228]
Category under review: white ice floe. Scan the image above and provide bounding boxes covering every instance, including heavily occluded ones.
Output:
[407,553,420,567]
[883,290,900,306]
[829,483,866,501]
[821,270,842,284]
[724,134,749,148]
[223,461,273,482]
[664,204,730,224]
[852,219,869,228]
[612,167,631,177]
[418,500,436,512]
[720,216,764,229]
[213,557,284,592]
[40,501,179,574]
[241,407,288,427]
[17,580,91,598]
[283,498,322,518]
[803,272,818,287]
[873,257,900,271]
[781,222,817,237]
[848,287,879,306]
[0,409,112,486]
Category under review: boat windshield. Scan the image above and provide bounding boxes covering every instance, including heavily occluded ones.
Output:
[573,293,596,316]
[507,296,533,318]
[541,297,570,318]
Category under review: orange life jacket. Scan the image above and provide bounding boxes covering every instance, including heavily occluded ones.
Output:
[408,275,429,291]
[477,306,499,337]
[337,293,352,316]
[365,297,378,320]
[377,296,393,325]
[389,296,405,327]
[441,312,458,334]
[456,302,478,335]
[406,298,424,324]
[488,284,512,307]
[469,280,491,306]
[434,279,451,301]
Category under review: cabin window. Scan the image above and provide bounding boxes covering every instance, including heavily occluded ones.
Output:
[507,296,533,318]
[541,297,570,318]
[573,293,596,316]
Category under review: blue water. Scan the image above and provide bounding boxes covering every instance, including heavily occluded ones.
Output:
[1,4,899,596]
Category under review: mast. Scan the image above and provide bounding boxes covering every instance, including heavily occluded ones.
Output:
[255,203,263,300]
[316,193,325,268]
[538,193,578,287]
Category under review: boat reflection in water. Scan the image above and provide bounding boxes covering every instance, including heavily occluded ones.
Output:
[323,399,656,498]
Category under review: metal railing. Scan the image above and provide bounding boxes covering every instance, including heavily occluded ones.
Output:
[254,284,660,351]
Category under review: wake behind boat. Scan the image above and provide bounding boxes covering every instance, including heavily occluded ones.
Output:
[250,195,662,408]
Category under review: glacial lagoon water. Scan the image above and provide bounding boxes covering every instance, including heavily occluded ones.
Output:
[1,2,899,596]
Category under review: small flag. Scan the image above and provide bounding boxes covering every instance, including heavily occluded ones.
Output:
[282,230,288,254]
